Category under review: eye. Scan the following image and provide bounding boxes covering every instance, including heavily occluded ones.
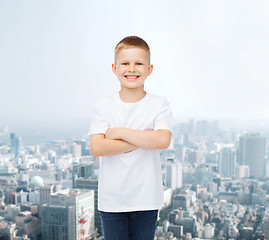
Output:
[121,63,128,65]
[136,63,143,65]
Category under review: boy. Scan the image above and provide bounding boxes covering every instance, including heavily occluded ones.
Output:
[89,36,172,240]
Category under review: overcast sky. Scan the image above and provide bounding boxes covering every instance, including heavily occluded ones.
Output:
[1,0,269,142]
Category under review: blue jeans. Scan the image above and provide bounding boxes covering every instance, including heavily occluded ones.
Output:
[100,210,158,240]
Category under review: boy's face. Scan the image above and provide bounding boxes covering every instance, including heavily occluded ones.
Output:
[112,47,153,91]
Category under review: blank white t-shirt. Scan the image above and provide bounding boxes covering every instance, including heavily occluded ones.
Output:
[89,92,172,212]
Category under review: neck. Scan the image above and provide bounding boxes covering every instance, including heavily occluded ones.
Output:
[119,86,146,103]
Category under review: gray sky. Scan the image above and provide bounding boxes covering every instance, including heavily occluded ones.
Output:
[1,0,269,137]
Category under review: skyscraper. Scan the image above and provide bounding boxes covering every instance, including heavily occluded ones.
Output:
[239,133,266,178]
[39,185,54,205]
[219,147,237,178]
[166,157,182,191]
[72,162,94,187]
[42,188,94,240]
[10,133,23,157]
[75,177,101,235]
[42,204,75,240]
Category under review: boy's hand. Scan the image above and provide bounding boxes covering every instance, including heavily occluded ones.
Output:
[105,128,124,140]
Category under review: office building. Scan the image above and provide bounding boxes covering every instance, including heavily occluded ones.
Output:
[219,147,236,178]
[175,145,186,162]
[48,188,95,239]
[42,204,75,240]
[239,133,265,178]
[74,140,88,156]
[71,143,82,158]
[239,227,253,240]
[177,217,196,236]
[173,194,190,210]
[166,158,182,191]
[236,165,250,179]
[72,162,94,186]
[75,177,101,235]
[262,217,269,239]
[10,133,23,157]
[39,185,54,205]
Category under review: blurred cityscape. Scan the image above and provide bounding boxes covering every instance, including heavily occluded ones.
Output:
[0,119,268,240]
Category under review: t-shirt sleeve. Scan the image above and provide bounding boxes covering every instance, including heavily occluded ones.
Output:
[88,100,110,136]
[153,98,173,133]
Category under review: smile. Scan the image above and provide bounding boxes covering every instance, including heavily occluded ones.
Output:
[125,75,140,79]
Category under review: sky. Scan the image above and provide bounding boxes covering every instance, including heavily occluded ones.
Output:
[1,0,269,143]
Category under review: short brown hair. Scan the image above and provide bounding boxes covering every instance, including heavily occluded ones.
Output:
[114,36,151,63]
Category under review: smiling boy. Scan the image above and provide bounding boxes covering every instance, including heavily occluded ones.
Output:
[89,36,172,240]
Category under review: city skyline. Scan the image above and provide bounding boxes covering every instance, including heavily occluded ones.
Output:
[1,0,269,138]
[0,116,268,239]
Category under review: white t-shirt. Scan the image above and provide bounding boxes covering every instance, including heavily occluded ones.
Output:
[89,92,172,212]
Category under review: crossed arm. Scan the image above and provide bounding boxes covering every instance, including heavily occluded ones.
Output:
[90,128,171,157]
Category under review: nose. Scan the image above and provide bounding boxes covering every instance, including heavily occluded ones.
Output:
[128,64,136,72]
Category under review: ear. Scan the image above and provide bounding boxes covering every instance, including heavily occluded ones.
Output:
[147,64,153,76]
[112,63,117,75]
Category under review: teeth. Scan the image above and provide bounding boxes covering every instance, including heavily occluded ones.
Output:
[125,75,138,79]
